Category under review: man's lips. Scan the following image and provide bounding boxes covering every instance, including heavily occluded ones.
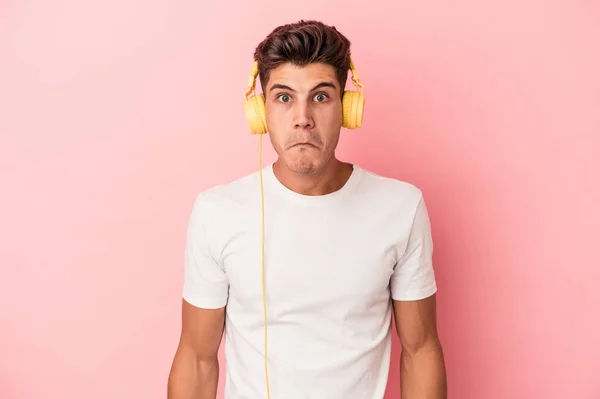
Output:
[290,143,317,148]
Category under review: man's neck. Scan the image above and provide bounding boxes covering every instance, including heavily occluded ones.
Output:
[272,158,354,196]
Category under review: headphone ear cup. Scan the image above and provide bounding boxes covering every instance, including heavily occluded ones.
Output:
[342,90,364,129]
[244,94,268,135]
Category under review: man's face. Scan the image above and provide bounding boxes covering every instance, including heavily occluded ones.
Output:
[263,62,343,175]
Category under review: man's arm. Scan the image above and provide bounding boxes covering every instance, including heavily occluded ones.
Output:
[167,299,225,399]
[393,294,447,399]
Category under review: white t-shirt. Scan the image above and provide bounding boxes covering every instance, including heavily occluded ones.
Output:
[182,162,437,399]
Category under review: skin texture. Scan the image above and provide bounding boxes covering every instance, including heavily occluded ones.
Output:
[394,295,448,398]
[167,302,225,399]
[264,62,353,196]
[167,61,447,399]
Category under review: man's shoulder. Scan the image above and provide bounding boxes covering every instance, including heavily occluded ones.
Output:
[357,165,424,202]
[190,168,260,212]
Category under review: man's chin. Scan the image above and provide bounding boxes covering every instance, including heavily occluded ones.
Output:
[283,158,320,175]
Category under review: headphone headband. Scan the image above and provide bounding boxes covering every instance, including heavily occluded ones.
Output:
[245,60,260,100]
[349,59,364,92]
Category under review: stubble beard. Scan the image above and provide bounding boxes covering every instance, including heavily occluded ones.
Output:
[283,148,335,175]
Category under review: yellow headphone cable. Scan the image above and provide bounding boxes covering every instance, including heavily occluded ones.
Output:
[258,133,270,399]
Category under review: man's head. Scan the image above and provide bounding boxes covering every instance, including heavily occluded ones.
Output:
[253,20,352,175]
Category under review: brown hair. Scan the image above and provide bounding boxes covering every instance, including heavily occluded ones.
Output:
[253,20,352,97]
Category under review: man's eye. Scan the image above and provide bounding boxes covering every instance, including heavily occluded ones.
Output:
[314,93,328,102]
[278,94,291,103]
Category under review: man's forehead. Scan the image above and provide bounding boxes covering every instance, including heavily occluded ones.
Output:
[268,62,338,89]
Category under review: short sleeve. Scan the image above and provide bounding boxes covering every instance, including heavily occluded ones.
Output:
[390,193,438,301]
[181,194,229,309]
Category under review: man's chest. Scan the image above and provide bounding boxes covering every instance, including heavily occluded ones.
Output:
[220,205,403,313]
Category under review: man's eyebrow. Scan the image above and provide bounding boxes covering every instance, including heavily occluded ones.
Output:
[269,81,337,92]
[310,81,337,92]
[269,83,295,92]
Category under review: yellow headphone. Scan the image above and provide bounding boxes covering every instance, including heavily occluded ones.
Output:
[243,58,365,399]
[243,58,365,134]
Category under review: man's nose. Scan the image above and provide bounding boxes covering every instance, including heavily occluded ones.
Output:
[292,101,314,129]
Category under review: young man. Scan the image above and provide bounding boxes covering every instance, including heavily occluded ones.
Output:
[168,20,447,399]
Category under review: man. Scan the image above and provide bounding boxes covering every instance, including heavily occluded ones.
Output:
[168,20,447,399]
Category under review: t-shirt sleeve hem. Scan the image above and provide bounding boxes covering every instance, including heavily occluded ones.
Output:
[182,291,227,309]
[391,281,438,301]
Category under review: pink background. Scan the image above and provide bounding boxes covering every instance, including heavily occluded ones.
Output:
[1,1,599,398]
